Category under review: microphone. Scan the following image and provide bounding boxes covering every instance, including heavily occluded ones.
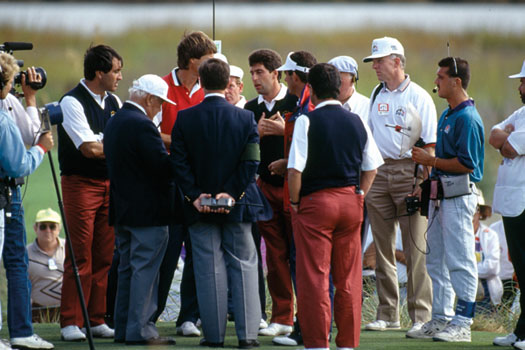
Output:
[432,86,438,93]
[2,42,33,51]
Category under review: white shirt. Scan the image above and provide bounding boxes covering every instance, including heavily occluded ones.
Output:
[0,93,40,146]
[235,96,247,108]
[288,100,384,172]
[342,89,370,125]
[60,79,122,149]
[257,83,287,112]
[490,219,514,280]
[492,106,525,217]
[476,223,503,305]
[368,76,437,159]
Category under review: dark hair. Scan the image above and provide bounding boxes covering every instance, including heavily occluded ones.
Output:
[248,49,282,80]
[308,63,340,100]
[438,56,470,89]
[177,31,217,70]
[290,51,317,83]
[84,44,123,81]
[199,58,230,90]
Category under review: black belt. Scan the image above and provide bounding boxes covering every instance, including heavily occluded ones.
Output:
[0,177,24,187]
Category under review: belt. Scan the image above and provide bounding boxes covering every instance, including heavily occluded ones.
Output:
[0,177,24,187]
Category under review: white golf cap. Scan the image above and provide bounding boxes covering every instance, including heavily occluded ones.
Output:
[363,37,405,63]
[214,53,229,63]
[328,56,358,76]
[509,60,525,79]
[277,52,309,73]
[230,65,244,80]
[133,74,176,105]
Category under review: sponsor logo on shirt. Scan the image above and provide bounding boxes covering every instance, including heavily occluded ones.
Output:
[444,125,451,134]
[378,103,389,115]
[395,107,406,118]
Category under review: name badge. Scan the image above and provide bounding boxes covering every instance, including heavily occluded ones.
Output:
[48,258,58,271]
[377,103,389,116]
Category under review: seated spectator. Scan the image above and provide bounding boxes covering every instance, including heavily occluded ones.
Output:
[490,219,518,308]
[474,191,503,313]
[27,208,65,322]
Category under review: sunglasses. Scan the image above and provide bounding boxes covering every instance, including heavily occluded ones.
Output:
[38,223,58,231]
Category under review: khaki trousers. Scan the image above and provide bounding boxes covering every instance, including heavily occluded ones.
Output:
[365,158,432,323]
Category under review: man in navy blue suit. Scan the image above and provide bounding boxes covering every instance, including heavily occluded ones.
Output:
[104,74,177,346]
[170,58,271,349]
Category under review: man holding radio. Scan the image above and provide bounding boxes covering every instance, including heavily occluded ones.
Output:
[411,56,484,342]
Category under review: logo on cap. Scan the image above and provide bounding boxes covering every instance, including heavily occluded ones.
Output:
[372,44,378,53]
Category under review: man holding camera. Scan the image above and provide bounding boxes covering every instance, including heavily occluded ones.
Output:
[362,36,436,337]
[412,57,484,342]
[171,58,271,348]
[0,52,55,349]
[58,44,122,341]
[0,52,54,350]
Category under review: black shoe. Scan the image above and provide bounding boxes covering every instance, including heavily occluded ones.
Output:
[125,336,176,345]
[199,338,224,348]
[114,338,125,343]
[238,339,260,349]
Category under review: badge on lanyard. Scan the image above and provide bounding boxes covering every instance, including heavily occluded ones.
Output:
[48,258,58,271]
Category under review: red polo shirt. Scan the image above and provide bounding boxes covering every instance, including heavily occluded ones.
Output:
[161,68,205,135]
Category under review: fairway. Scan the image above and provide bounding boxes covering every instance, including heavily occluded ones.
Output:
[0,322,506,350]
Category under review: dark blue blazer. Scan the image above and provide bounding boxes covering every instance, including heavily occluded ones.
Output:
[170,95,271,225]
[104,102,174,227]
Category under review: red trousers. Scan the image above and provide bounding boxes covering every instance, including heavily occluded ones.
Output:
[257,178,294,325]
[294,186,363,349]
[60,175,115,327]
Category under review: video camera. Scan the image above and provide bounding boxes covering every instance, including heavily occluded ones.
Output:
[39,102,63,132]
[0,42,47,90]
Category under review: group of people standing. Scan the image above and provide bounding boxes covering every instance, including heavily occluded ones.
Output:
[1,29,525,350]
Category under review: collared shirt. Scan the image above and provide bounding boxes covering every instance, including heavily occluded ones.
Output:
[205,93,226,99]
[342,89,370,125]
[27,238,65,307]
[60,79,122,149]
[288,100,384,172]
[368,75,437,159]
[160,68,204,135]
[0,109,44,179]
[257,83,288,112]
[235,95,247,108]
[0,93,40,146]
[125,100,147,116]
[492,106,525,217]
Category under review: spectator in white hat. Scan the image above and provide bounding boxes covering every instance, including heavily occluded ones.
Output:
[328,55,370,124]
[27,208,65,319]
[491,60,525,349]
[226,65,246,108]
[362,36,437,338]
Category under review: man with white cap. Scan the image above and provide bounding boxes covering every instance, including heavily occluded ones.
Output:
[58,44,122,341]
[328,55,370,123]
[27,208,65,319]
[226,65,246,108]
[491,60,525,349]
[104,74,177,346]
[362,36,436,337]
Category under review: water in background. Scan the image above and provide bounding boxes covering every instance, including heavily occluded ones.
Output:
[1,2,524,35]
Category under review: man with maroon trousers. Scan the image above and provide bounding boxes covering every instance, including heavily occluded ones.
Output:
[288,63,382,350]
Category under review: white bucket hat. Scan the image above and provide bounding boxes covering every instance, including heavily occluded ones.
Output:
[363,37,404,63]
[229,65,244,80]
[509,60,525,79]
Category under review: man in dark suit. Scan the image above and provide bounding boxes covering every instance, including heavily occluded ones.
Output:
[170,58,271,349]
[104,74,177,346]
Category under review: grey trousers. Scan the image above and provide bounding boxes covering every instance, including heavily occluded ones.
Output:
[189,221,260,343]
[114,225,168,342]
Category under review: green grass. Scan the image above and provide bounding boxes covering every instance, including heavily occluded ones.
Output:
[0,322,506,349]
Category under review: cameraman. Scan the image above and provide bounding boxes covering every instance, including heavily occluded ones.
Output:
[0,52,54,350]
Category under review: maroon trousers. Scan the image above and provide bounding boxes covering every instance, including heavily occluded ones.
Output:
[294,186,363,349]
[60,175,114,328]
[257,178,294,325]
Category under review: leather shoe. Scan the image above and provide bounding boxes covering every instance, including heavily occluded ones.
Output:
[125,336,176,346]
[238,339,260,349]
[199,339,224,348]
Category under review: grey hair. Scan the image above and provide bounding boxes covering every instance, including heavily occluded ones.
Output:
[390,54,406,69]
[128,86,148,99]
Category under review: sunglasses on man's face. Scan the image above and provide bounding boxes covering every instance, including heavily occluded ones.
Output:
[38,223,57,231]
